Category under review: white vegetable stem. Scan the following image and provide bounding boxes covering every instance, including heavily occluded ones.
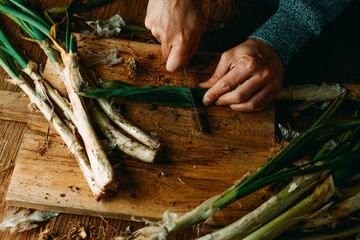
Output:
[7,77,105,199]
[90,104,157,162]
[42,78,157,162]
[302,191,360,230]
[131,173,251,240]
[96,98,160,150]
[62,52,116,191]
[197,172,326,240]
[78,66,160,151]
[242,176,336,240]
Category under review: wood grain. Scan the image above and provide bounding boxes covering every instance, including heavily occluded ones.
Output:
[6,33,275,224]
[0,91,36,123]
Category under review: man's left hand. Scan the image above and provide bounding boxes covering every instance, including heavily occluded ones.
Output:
[199,38,283,112]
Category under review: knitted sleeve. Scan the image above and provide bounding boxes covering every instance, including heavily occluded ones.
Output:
[248,0,355,65]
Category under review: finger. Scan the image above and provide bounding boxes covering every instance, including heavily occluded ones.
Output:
[215,76,265,106]
[229,84,278,112]
[198,53,231,88]
[185,35,201,67]
[202,66,252,106]
[161,41,171,60]
[166,42,190,72]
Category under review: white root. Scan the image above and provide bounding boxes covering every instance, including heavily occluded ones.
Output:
[6,77,105,199]
[0,208,59,233]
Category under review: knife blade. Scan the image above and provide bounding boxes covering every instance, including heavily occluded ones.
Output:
[183,66,203,132]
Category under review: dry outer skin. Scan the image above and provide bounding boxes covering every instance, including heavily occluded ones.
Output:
[62,52,116,191]
[6,77,105,199]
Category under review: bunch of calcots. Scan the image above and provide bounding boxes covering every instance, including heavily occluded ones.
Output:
[0,0,160,200]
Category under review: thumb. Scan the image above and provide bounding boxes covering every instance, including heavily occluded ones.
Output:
[166,43,189,72]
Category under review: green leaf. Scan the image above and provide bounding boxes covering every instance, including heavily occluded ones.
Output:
[0,27,28,69]
[79,85,208,108]
[66,0,82,53]
[8,0,51,29]
[0,4,50,38]
[98,79,135,89]
[0,48,20,78]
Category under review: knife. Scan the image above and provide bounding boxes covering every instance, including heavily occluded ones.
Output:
[183,66,203,132]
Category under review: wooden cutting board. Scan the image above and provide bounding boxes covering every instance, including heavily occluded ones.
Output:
[4,35,274,225]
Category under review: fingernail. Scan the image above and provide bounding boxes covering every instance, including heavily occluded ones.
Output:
[215,100,221,106]
[203,97,212,106]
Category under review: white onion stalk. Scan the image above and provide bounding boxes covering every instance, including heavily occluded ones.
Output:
[242,176,336,240]
[130,173,251,240]
[90,105,157,162]
[95,98,160,150]
[44,43,160,152]
[196,172,326,240]
[6,76,105,199]
[40,77,157,162]
[60,51,116,191]
[301,191,360,230]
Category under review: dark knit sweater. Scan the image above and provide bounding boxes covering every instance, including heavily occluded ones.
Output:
[249,0,355,66]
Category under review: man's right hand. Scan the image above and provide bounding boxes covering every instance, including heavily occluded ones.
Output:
[145,0,204,72]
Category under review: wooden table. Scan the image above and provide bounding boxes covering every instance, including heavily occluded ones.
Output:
[0,1,359,239]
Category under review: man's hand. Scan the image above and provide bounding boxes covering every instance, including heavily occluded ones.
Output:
[199,38,283,112]
[145,0,203,72]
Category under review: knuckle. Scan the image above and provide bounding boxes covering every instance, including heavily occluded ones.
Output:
[244,57,258,72]
[262,68,272,80]
[211,72,221,81]
[220,80,232,91]
[207,91,219,101]
[178,32,187,44]
[220,52,231,63]
[236,92,245,103]
[248,101,263,112]
[159,31,169,43]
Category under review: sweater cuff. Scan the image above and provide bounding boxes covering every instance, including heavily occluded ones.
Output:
[248,7,317,66]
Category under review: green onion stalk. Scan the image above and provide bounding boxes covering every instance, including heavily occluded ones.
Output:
[128,99,360,240]
[0,0,160,151]
[196,169,327,240]
[0,0,117,191]
[200,122,360,240]
[241,176,336,240]
[0,35,106,199]
[240,151,360,240]
[80,80,360,108]
[0,0,160,188]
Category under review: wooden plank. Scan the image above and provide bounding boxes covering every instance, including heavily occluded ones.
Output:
[6,35,275,225]
[0,91,35,123]
[6,103,274,225]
